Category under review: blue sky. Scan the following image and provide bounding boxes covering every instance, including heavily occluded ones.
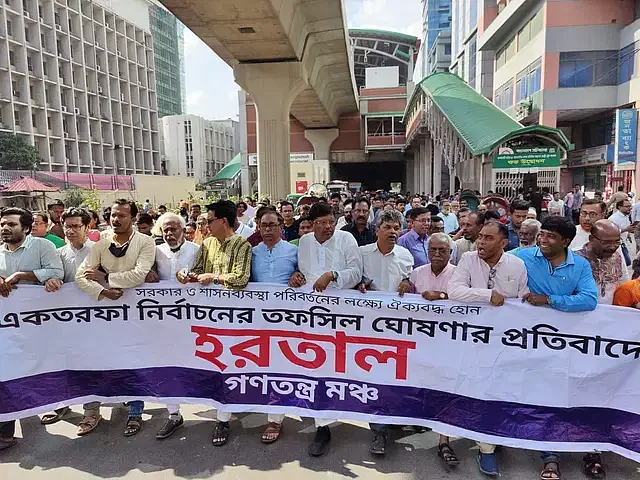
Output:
[183,0,422,121]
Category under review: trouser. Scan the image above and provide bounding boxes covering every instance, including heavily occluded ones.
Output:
[268,414,285,423]
[83,402,101,417]
[477,442,496,454]
[216,410,232,422]
[166,404,181,418]
[0,420,15,438]
[127,401,144,418]
[541,451,561,463]
[369,423,389,436]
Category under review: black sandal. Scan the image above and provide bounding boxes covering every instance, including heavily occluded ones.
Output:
[212,421,230,446]
[541,461,562,480]
[437,442,459,466]
[123,417,142,437]
[583,453,606,479]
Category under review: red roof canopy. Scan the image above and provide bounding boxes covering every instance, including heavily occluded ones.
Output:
[0,176,60,192]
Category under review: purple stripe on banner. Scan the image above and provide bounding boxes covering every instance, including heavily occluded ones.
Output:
[2,367,640,455]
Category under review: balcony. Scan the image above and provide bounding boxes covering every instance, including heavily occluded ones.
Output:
[565,145,613,168]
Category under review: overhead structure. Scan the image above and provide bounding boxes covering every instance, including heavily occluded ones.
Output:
[160,0,358,199]
[404,73,572,197]
[349,29,420,89]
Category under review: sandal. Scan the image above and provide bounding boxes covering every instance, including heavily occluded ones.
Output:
[40,407,71,425]
[437,442,459,466]
[541,461,562,480]
[212,421,230,446]
[583,453,606,479]
[77,414,102,436]
[261,422,282,444]
[123,417,142,437]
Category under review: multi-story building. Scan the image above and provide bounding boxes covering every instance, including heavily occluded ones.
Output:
[426,30,451,76]
[422,0,452,53]
[480,0,640,194]
[0,0,160,175]
[149,2,184,117]
[160,114,238,183]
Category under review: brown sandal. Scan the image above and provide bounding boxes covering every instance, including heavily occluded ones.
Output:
[123,417,142,437]
[261,422,282,444]
[77,414,102,436]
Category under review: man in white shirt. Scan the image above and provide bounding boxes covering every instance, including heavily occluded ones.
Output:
[40,207,98,434]
[145,212,199,439]
[358,209,413,457]
[610,198,636,266]
[454,212,482,264]
[449,220,528,477]
[548,191,564,214]
[76,199,156,438]
[289,201,362,457]
[569,199,606,250]
[437,199,459,234]
[234,216,255,240]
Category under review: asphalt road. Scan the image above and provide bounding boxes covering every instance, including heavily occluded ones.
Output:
[1,403,639,479]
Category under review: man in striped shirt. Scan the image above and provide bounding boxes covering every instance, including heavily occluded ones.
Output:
[177,200,252,447]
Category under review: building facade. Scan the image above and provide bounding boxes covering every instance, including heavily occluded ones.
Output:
[0,0,160,175]
[423,0,452,53]
[160,114,238,184]
[426,30,451,75]
[148,3,184,117]
[480,0,640,194]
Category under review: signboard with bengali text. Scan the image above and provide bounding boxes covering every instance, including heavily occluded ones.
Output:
[493,146,560,169]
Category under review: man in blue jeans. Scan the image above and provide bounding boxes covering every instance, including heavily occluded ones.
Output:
[517,216,599,480]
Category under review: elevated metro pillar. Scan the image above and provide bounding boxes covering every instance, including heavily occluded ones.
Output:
[433,144,442,196]
[234,62,307,199]
[305,128,339,185]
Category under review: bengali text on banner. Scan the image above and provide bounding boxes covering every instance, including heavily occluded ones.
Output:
[1,282,640,460]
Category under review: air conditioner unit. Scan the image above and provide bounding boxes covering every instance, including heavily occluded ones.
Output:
[120,93,125,101]
[56,24,62,32]
[64,132,69,138]
[12,90,19,97]
[105,22,111,29]
[118,51,123,58]
[23,10,29,18]
[98,86,103,94]
[74,108,80,114]
[138,81,142,86]
[39,16,44,23]
[61,105,67,112]
[28,65,33,72]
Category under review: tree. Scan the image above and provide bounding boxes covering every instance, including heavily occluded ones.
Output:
[0,133,41,170]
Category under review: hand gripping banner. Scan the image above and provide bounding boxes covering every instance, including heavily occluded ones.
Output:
[1,282,640,461]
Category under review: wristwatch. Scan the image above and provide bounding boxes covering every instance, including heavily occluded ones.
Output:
[331,271,339,281]
[439,292,446,299]
[213,274,220,285]
[546,295,551,305]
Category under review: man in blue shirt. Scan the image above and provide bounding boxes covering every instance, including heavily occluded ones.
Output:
[250,209,298,444]
[516,215,598,480]
[397,207,431,267]
[506,200,530,251]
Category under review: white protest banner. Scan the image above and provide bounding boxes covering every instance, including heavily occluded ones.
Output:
[1,282,640,461]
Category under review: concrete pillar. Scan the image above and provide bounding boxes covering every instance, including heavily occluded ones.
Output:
[234,62,307,200]
[304,128,339,185]
[405,154,414,194]
[423,137,432,195]
[433,144,442,195]
[413,147,420,195]
[449,166,456,195]
[417,144,424,195]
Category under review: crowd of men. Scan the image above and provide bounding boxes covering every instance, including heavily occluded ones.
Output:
[1,186,639,479]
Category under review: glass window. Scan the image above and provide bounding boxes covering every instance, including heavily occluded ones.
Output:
[530,9,543,38]
[516,58,542,101]
[618,42,636,84]
[559,51,618,88]
[468,35,477,88]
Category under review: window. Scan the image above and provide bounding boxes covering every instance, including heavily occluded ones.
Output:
[559,51,618,88]
[494,80,514,110]
[444,44,451,55]
[6,20,12,37]
[515,58,541,102]
[9,50,15,66]
[468,35,477,88]
[24,28,29,43]
[618,42,637,84]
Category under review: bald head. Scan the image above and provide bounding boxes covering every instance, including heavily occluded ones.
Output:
[589,219,621,259]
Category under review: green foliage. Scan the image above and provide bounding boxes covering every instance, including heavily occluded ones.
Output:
[63,188,102,212]
[0,133,41,170]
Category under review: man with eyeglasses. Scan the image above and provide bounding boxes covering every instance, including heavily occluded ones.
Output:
[575,219,629,305]
[177,200,252,447]
[398,207,431,267]
[516,216,598,480]
[569,199,606,250]
[449,220,529,477]
[609,198,637,266]
[39,207,103,434]
[289,201,362,457]
[250,210,298,444]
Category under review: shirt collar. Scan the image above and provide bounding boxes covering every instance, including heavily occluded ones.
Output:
[372,242,396,257]
[408,229,427,241]
[1,235,32,252]
[533,246,575,265]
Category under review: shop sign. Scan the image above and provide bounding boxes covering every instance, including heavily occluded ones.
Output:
[247,153,313,166]
[614,109,637,172]
[493,147,560,169]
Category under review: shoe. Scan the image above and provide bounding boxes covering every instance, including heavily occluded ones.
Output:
[308,426,331,457]
[156,416,184,439]
[369,433,387,455]
[477,452,500,476]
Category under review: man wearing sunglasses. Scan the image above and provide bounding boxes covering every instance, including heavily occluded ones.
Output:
[449,220,529,477]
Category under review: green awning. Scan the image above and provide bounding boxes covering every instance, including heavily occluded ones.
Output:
[207,153,241,183]
[404,72,572,155]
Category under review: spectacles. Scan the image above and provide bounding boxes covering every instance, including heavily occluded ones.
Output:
[487,267,497,289]
[414,218,430,224]
[63,224,85,230]
[260,223,280,230]
[314,220,336,228]
[592,234,621,248]
[580,212,602,219]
